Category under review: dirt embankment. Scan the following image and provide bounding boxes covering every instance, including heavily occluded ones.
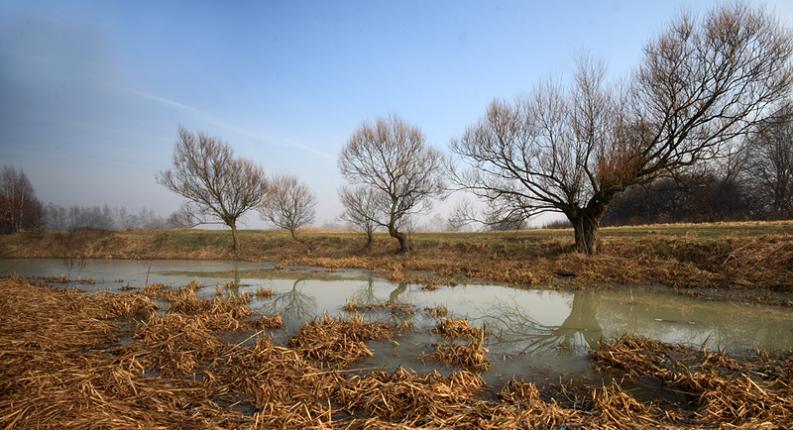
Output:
[2,224,793,304]
[2,276,791,429]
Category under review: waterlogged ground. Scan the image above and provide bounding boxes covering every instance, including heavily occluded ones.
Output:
[2,258,792,391]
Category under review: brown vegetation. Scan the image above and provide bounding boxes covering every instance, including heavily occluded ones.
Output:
[592,336,793,428]
[254,287,273,298]
[3,223,793,305]
[287,313,400,368]
[433,317,484,339]
[1,276,792,428]
[342,301,415,316]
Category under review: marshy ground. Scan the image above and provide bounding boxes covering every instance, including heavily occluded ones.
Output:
[1,221,793,428]
[2,220,793,305]
[1,275,791,429]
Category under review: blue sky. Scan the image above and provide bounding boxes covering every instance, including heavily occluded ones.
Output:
[1,0,791,227]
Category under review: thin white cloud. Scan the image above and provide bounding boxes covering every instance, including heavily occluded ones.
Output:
[118,86,335,161]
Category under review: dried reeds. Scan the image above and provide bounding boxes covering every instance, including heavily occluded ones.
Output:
[342,301,415,315]
[433,317,484,339]
[254,287,274,298]
[425,305,448,317]
[255,313,284,329]
[424,329,492,372]
[592,335,793,428]
[288,313,396,368]
[3,276,792,430]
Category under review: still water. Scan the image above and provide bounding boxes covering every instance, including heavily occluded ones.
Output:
[2,258,792,388]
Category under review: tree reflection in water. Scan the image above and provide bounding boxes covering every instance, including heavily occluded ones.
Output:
[265,279,317,325]
[349,277,382,307]
[347,278,412,325]
[478,291,602,356]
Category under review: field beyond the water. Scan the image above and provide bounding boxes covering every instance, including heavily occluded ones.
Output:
[2,220,793,304]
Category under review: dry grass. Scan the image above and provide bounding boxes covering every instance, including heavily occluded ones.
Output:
[2,275,791,429]
[342,301,415,315]
[424,327,491,372]
[254,313,283,329]
[287,313,398,368]
[425,305,449,317]
[433,317,484,339]
[592,336,793,429]
[254,287,273,298]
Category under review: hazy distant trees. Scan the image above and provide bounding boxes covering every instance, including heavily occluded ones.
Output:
[339,115,445,252]
[259,174,317,245]
[157,128,268,251]
[745,105,793,218]
[339,185,382,248]
[602,174,754,225]
[43,204,170,231]
[450,4,793,254]
[0,166,43,234]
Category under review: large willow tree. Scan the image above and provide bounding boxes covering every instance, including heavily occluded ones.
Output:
[451,4,793,253]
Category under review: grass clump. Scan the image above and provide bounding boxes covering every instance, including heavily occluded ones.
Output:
[424,338,492,372]
[287,312,397,368]
[433,317,484,339]
[342,301,415,315]
[425,305,449,317]
[254,287,273,298]
[254,313,284,329]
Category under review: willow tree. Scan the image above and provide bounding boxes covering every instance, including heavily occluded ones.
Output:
[451,4,792,254]
[339,185,383,248]
[157,128,268,251]
[339,115,444,252]
[259,174,317,246]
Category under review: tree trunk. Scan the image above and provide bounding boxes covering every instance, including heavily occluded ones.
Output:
[290,228,313,252]
[569,206,605,255]
[229,221,240,253]
[365,230,373,249]
[389,226,410,252]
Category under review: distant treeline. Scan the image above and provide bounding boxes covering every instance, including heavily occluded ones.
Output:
[43,204,171,231]
[545,172,784,229]
[601,142,792,227]
[0,166,43,234]
[0,165,174,233]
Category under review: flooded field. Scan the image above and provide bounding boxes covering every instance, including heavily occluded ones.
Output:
[2,258,791,390]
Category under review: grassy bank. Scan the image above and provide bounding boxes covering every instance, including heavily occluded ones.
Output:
[1,276,791,429]
[2,221,793,302]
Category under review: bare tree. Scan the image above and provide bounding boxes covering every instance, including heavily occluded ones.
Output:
[157,128,268,251]
[339,115,445,252]
[451,4,793,254]
[258,174,317,245]
[339,185,382,248]
[0,166,43,234]
[746,104,793,218]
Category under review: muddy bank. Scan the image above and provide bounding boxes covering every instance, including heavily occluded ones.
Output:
[1,276,791,429]
[2,224,793,306]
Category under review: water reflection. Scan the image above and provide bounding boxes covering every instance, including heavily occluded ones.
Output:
[479,291,602,356]
[388,282,408,304]
[265,279,317,326]
[346,278,413,326]
[1,258,791,355]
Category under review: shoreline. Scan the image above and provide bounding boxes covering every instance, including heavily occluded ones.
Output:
[1,221,792,307]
